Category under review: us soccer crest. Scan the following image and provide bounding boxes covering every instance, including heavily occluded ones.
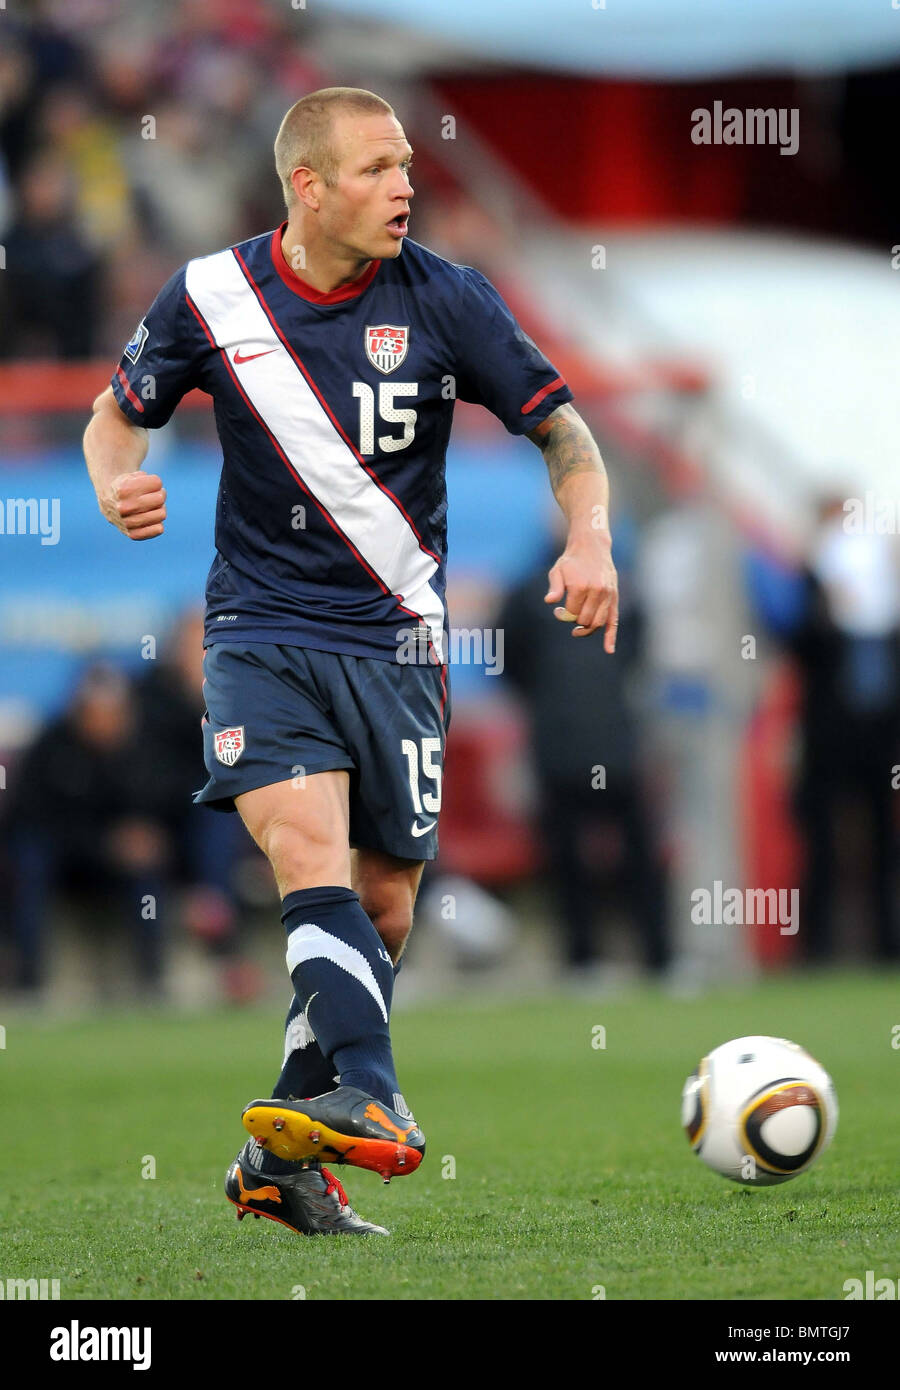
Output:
[365,324,409,374]
[214,726,245,766]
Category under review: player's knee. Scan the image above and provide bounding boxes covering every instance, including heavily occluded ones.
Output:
[260,817,347,894]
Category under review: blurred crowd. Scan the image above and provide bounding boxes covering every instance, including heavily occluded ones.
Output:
[491,497,900,981]
[0,0,488,363]
[0,0,340,358]
[0,504,897,1004]
[0,610,265,1002]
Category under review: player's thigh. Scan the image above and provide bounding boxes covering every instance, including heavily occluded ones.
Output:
[236,770,352,896]
[352,846,425,957]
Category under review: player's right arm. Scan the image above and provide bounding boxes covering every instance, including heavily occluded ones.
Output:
[85,262,203,541]
[84,386,167,541]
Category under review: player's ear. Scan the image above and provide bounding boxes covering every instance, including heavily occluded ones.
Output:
[290,166,320,211]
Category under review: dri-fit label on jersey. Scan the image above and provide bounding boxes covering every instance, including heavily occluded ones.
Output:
[124,319,148,363]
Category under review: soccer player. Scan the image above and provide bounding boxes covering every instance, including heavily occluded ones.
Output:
[84,88,618,1236]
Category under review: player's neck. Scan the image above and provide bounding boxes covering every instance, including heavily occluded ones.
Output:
[280,223,372,296]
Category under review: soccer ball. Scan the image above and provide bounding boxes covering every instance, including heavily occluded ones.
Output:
[681,1035,838,1186]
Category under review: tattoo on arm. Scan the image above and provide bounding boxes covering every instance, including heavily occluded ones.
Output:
[526,403,604,497]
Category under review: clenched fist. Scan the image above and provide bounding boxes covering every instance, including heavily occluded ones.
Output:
[102,471,167,540]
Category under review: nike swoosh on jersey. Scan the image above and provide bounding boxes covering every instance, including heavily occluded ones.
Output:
[232,347,279,364]
[410,820,436,837]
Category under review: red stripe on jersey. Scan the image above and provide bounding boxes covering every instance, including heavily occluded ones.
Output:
[186,294,218,350]
[520,375,565,416]
[184,290,431,638]
[116,366,145,414]
[271,224,381,304]
[231,246,441,566]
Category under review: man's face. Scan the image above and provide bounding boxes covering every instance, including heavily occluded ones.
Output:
[315,112,413,261]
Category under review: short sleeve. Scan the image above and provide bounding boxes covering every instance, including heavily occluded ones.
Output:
[110,265,202,428]
[453,267,573,434]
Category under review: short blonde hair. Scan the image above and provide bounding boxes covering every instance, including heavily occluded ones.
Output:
[274,87,395,206]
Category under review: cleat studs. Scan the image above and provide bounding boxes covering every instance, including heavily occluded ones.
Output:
[309,1129,320,1144]
[272,1117,285,1132]
[253,1135,266,1145]
[236,1209,245,1221]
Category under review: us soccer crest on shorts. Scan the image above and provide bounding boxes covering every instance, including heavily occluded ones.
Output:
[365,325,409,374]
[214,726,245,766]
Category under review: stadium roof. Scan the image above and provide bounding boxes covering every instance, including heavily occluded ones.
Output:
[318,0,900,78]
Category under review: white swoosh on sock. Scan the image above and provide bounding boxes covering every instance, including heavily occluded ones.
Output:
[286,926,388,1022]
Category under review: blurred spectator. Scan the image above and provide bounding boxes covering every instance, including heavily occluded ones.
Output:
[38,83,134,250]
[119,101,251,261]
[132,609,261,1001]
[636,496,752,984]
[0,149,103,358]
[2,630,260,1001]
[4,663,168,995]
[0,33,37,185]
[788,496,900,962]
[497,520,670,980]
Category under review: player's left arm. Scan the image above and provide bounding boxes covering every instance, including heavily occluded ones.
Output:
[527,402,619,652]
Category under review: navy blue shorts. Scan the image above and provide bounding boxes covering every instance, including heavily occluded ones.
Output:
[193,642,451,861]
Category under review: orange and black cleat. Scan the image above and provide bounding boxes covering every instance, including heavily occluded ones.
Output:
[242,1085,425,1183]
[225,1141,389,1235]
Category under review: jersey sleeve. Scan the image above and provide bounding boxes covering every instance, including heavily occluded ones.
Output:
[110,265,203,428]
[452,266,573,434]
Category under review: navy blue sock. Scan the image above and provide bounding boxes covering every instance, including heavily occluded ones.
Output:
[248,995,340,1175]
[254,911,407,1176]
[275,961,401,1107]
[249,995,335,1178]
[282,885,400,1109]
[272,994,337,1102]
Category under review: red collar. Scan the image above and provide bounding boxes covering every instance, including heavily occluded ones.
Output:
[270,223,381,303]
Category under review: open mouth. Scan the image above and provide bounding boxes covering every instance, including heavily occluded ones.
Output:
[387,213,409,236]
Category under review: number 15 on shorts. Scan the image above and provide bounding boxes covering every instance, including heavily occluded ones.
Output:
[401,737,442,832]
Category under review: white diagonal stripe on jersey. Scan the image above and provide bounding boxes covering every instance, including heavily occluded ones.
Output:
[186,249,445,662]
[285,923,389,1024]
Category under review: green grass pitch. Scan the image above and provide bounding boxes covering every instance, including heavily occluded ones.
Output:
[2,970,898,1300]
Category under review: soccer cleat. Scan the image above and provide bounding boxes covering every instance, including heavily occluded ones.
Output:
[241,1085,425,1182]
[225,1141,389,1235]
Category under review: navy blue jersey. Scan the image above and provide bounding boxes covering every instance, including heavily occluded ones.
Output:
[111,224,572,663]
